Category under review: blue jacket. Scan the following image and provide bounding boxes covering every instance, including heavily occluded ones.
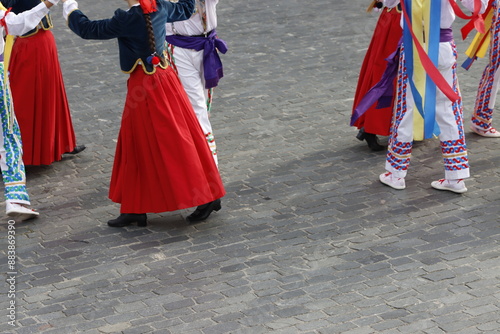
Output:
[67,0,195,73]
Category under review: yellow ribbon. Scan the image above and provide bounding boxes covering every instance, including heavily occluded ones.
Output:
[465,6,494,60]
[412,0,427,140]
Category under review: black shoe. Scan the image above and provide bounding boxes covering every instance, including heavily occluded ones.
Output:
[107,213,147,227]
[186,199,222,224]
[356,128,367,141]
[364,133,385,151]
[356,129,384,151]
[66,145,86,155]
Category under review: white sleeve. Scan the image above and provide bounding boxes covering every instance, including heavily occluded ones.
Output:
[383,0,400,8]
[4,2,49,36]
[63,0,78,21]
[460,0,488,14]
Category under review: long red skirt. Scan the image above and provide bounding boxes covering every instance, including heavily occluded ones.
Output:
[9,29,77,165]
[351,7,402,136]
[109,66,225,214]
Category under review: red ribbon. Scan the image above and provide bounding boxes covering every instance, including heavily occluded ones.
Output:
[449,0,486,39]
[400,0,460,102]
[139,0,157,14]
[0,7,12,36]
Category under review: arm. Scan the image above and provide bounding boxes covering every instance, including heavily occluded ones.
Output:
[460,0,488,14]
[62,0,123,40]
[163,0,195,22]
[4,0,56,36]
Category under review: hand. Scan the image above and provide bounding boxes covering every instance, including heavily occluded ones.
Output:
[47,0,60,5]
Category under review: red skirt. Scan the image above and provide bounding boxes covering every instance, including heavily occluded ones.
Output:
[352,7,402,136]
[9,29,77,165]
[109,66,225,213]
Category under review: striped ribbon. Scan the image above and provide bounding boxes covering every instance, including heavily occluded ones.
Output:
[401,0,451,139]
[463,0,495,70]
[401,0,486,138]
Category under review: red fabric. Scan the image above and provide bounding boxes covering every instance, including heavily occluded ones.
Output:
[448,0,486,39]
[139,0,157,14]
[352,8,402,136]
[9,29,76,165]
[109,66,225,214]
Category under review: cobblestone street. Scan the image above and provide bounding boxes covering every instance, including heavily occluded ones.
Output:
[0,0,499,333]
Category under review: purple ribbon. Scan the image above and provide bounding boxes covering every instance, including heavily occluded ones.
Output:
[166,30,228,89]
[351,41,401,126]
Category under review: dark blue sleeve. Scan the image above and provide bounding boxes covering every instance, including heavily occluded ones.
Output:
[1,0,18,8]
[161,0,195,22]
[67,9,125,40]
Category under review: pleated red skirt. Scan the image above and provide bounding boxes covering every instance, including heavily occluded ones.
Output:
[351,7,402,136]
[109,66,225,214]
[9,29,77,165]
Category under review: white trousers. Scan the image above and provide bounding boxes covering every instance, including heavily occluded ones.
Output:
[386,41,470,180]
[472,2,500,130]
[170,46,218,166]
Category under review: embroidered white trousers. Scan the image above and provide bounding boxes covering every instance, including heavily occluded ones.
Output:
[386,42,470,180]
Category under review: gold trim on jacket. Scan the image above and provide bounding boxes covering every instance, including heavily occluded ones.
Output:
[122,55,170,75]
[20,14,53,38]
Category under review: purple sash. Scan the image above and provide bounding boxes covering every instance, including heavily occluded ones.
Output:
[166,30,228,89]
[440,28,453,43]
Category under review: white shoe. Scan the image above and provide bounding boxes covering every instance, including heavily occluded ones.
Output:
[6,202,39,221]
[379,172,406,190]
[431,179,467,194]
[470,124,500,138]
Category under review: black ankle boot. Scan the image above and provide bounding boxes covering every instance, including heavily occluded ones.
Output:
[356,129,384,151]
[187,199,222,224]
[356,128,367,141]
[107,213,147,227]
[363,133,385,151]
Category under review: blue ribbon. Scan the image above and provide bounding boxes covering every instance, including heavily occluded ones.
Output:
[402,0,442,139]
[425,0,441,138]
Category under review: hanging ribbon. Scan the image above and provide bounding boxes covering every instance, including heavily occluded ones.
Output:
[404,0,425,138]
[400,0,460,103]
[403,0,441,139]
[422,0,441,138]
[449,0,486,40]
[462,1,495,69]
